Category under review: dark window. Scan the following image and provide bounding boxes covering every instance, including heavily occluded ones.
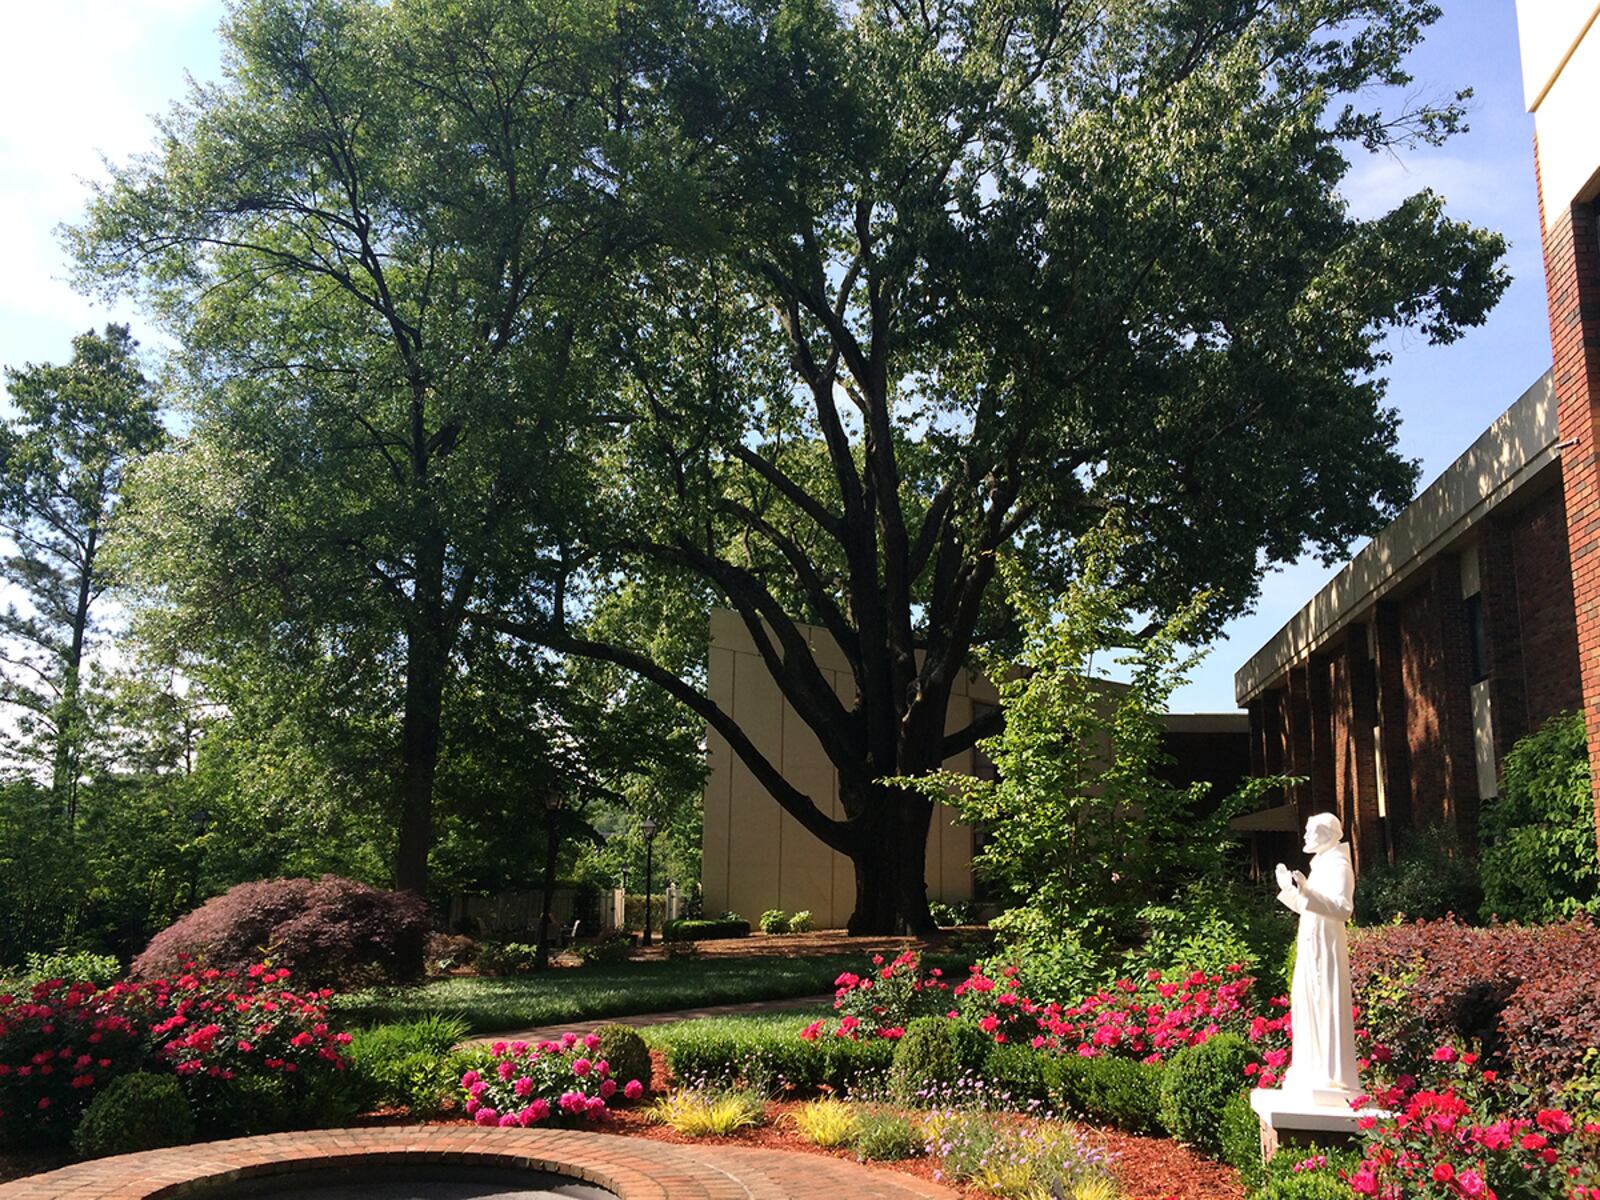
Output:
[1465,594,1489,683]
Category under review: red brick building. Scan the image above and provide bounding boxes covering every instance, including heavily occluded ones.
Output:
[1233,3,1600,868]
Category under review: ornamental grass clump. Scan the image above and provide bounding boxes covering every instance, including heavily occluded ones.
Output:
[790,1096,858,1147]
[459,1030,646,1127]
[852,1105,924,1161]
[647,1086,764,1136]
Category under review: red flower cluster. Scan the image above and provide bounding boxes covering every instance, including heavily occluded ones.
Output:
[0,959,350,1142]
[459,1031,647,1127]
[1350,1049,1600,1200]
[1017,967,1283,1065]
[797,952,1290,1069]
[804,951,953,1040]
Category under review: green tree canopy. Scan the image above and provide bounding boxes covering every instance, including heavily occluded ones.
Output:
[0,324,164,816]
[490,0,1508,931]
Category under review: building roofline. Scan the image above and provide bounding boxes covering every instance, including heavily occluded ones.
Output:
[1234,369,1559,706]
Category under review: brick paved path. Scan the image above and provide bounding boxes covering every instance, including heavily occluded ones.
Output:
[463,994,833,1048]
[0,1126,958,1199]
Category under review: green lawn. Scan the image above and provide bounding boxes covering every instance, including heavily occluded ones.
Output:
[639,1008,834,1049]
[338,954,860,1034]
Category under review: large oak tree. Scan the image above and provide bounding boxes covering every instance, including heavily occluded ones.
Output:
[489,0,1508,933]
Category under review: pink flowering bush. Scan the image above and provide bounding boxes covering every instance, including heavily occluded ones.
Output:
[460,1030,647,1128]
[1350,1048,1600,1200]
[0,960,352,1144]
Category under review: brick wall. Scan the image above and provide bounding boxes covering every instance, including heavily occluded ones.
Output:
[1511,482,1584,730]
[1539,157,1600,845]
[1396,557,1480,838]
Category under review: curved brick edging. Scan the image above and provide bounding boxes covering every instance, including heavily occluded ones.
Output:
[0,1126,960,1200]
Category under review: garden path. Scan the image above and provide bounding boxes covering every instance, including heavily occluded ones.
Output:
[0,1126,960,1199]
[460,993,832,1048]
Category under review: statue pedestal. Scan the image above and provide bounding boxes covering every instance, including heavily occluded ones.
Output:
[1249,1088,1386,1161]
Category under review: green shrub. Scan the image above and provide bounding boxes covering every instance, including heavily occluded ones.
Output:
[1480,712,1600,923]
[1123,880,1294,982]
[346,1015,470,1111]
[21,949,122,988]
[1255,1147,1362,1200]
[1353,826,1482,924]
[759,909,790,934]
[592,1023,652,1089]
[662,917,749,942]
[890,1017,972,1105]
[929,900,978,928]
[787,910,814,934]
[1218,1090,1264,1188]
[71,1073,194,1158]
[657,1017,890,1095]
[1158,1034,1256,1155]
[474,940,540,975]
[853,1105,923,1161]
[1054,1055,1164,1134]
[575,934,633,966]
[982,1043,1054,1104]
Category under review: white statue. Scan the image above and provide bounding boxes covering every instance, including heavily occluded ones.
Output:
[1272,812,1361,1103]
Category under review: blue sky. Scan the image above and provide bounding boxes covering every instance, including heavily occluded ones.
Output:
[0,1,1553,713]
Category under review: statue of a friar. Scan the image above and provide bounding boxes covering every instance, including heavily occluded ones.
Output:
[1273,812,1362,1103]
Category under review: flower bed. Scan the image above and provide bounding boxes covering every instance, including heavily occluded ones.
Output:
[0,961,351,1146]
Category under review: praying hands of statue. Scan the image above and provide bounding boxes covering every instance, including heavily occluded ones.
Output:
[1274,862,1308,906]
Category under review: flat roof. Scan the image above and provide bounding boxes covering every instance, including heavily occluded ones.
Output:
[1234,369,1558,706]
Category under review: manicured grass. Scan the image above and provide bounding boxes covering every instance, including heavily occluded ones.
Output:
[338,955,858,1034]
[640,1009,834,1049]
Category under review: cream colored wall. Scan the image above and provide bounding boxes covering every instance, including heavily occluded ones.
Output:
[1517,1,1600,217]
[702,608,991,929]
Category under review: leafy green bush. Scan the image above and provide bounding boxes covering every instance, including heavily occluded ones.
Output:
[1123,880,1293,981]
[1353,826,1482,924]
[575,934,633,966]
[1254,1147,1362,1200]
[661,917,749,942]
[982,1043,1054,1104]
[657,1016,891,1094]
[985,907,1105,1004]
[929,900,978,928]
[1218,1089,1264,1187]
[1054,1055,1165,1134]
[759,909,790,934]
[787,910,813,934]
[346,1015,470,1111]
[1158,1034,1256,1154]
[890,1017,984,1105]
[20,949,122,988]
[592,1023,652,1090]
[1480,712,1599,922]
[474,940,540,975]
[71,1073,194,1158]
[853,1105,923,1161]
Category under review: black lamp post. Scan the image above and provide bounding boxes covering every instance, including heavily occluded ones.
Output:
[640,816,659,946]
[536,789,565,972]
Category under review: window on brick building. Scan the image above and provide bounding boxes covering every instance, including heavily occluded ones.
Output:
[1465,593,1489,683]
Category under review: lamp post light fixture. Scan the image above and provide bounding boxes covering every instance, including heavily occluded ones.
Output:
[640,816,660,946]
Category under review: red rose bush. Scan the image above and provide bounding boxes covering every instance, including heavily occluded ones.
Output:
[0,960,350,1144]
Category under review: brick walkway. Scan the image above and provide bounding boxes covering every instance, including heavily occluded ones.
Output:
[0,1126,959,1199]
[463,994,833,1048]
